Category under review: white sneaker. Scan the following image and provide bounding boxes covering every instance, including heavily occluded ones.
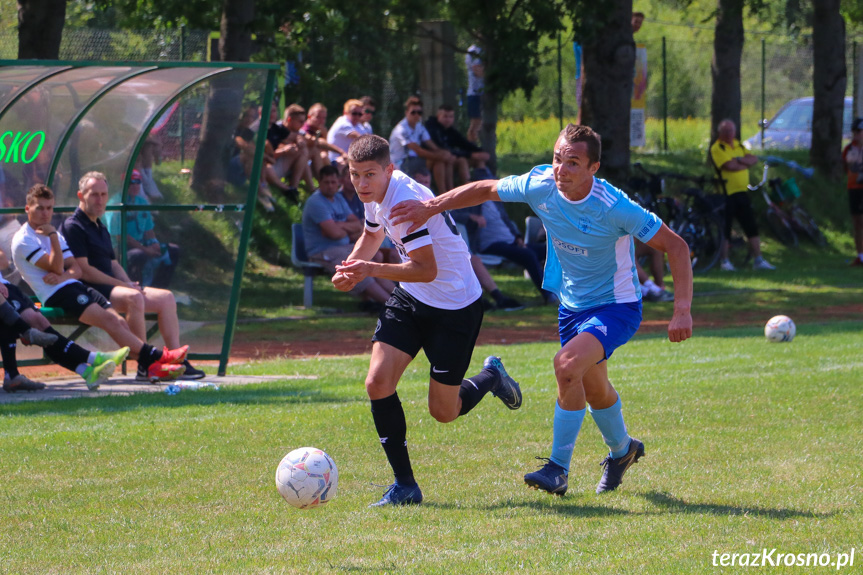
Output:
[753,258,776,271]
[720,259,736,272]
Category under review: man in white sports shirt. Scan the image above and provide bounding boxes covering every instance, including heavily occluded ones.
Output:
[334,134,522,507]
[391,123,693,496]
[12,184,188,383]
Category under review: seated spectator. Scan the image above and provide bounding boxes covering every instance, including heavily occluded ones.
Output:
[425,104,492,186]
[59,172,205,380]
[137,135,163,200]
[0,246,128,392]
[267,104,313,200]
[475,200,555,304]
[405,164,523,311]
[359,96,376,135]
[635,241,673,302]
[302,103,346,178]
[389,96,456,194]
[302,165,395,310]
[227,104,287,211]
[13,183,188,383]
[327,99,365,166]
[104,170,180,289]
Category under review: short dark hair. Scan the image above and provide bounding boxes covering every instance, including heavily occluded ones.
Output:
[558,123,601,165]
[318,164,340,179]
[438,103,455,112]
[404,96,422,110]
[404,164,430,179]
[26,183,54,206]
[360,95,377,108]
[348,134,391,166]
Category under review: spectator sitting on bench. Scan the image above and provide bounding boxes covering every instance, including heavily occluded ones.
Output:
[303,164,395,310]
[389,96,456,194]
[475,200,556,304]
[13,183,188,383]
[425,103,493,186]
[0,247,129,392]
[104,170,180,289]
[59,172,204,380]
[406,164,524,312]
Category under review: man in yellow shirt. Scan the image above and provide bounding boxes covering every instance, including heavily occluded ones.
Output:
[710,119,775,271]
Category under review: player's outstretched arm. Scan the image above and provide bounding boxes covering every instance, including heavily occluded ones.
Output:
[645,223,693,343]
[390,180,500,233]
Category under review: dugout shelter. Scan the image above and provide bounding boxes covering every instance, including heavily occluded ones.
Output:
[0,60,280,376]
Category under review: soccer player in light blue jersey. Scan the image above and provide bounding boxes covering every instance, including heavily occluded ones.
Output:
[391,123,693,495]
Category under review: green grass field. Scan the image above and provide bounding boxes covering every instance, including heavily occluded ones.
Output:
[2,318,861,573]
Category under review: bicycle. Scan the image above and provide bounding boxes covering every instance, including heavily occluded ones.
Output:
[747,162,827,247]
[629,163,725,274]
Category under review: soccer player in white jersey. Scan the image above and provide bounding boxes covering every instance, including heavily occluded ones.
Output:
[391,124,693,495]
[334,134,523,507]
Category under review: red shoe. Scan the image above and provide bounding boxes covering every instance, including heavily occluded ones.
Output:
[160,345,189,364]
[147,362,185,383]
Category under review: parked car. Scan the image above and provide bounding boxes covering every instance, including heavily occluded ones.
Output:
[743,96,854,150]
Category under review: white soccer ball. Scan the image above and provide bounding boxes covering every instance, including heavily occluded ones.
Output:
[765,315,796,342]
[275,447,338,509]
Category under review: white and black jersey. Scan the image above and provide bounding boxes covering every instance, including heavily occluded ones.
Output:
[11,224,77,303]
[363,170,481,310]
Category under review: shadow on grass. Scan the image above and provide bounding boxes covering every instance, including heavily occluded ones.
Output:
[1,384,362,417]
[634,318,863,341]
[639,491,836,520]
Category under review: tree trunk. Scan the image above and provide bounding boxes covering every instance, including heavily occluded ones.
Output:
[581,0,634,184]
[191,0,255,197]
[17,0,66,59]
[480,41,499,174]
[710,0,745,142]
[810,0,846,181]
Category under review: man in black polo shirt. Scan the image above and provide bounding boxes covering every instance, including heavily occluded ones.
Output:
[424,104,493,186]
[60,171,204,380]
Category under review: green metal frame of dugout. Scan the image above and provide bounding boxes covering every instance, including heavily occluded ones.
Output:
[0,60,280,376]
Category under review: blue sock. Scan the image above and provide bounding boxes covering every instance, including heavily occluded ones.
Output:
[549,402,586,472]
[589,395,631,459]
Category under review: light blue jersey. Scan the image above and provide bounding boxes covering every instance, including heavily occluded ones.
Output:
[496,165,661,311]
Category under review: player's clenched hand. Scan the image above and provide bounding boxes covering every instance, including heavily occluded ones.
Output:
[331,271,357,292]
[335,260,371,282]
[390,200,432,233]
[668,310,692,343]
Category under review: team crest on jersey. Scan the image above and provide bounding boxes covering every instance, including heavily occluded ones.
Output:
[578,217,591,234]
[552,237,588,256]
[77,294,89,305]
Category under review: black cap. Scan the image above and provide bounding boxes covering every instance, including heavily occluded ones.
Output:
[853,118,863,132]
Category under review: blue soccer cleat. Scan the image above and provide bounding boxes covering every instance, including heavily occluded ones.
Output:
[596,438,645,494]
[369,482,424,507]
[524,457,568,496]
[483,356,522,410]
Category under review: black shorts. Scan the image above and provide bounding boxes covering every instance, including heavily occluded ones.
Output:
[849,188,863,215]
[725,191,759,238]
[372,286,484,386]
[88,283,115,301]
[44,283,110,319]
[4,282,37,314]
[467,95,482,119]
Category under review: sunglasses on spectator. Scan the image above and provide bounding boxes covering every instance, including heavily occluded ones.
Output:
[409,109,423,116]
[130,179,142,184]
[364,109,375,115]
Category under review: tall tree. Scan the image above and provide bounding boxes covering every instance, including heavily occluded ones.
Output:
[17,0,66,59]
[810,0,846,180]
[575,0,635,182]
[191,0,256,196]
[710,0,745,142]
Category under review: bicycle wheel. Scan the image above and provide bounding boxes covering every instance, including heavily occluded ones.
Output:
[765,208,798,247]
[790,205,827,246]
[676,213,724,274]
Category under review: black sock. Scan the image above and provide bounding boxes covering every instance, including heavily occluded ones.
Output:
[0,302,32,337]
[370,392,414,486]
[0,333,19,379]
[43,327,90,373]
[458,367,499,416]
[137,344,160,369]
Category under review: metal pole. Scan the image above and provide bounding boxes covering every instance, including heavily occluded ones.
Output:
[557,32,564,130]
[760,38,766,150]
[662,37,667,152]
[180,25,187,166]
[218,70,277,376]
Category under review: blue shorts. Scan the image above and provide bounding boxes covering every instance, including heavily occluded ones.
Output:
[558,301,642,361]
[467,95,482,119]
